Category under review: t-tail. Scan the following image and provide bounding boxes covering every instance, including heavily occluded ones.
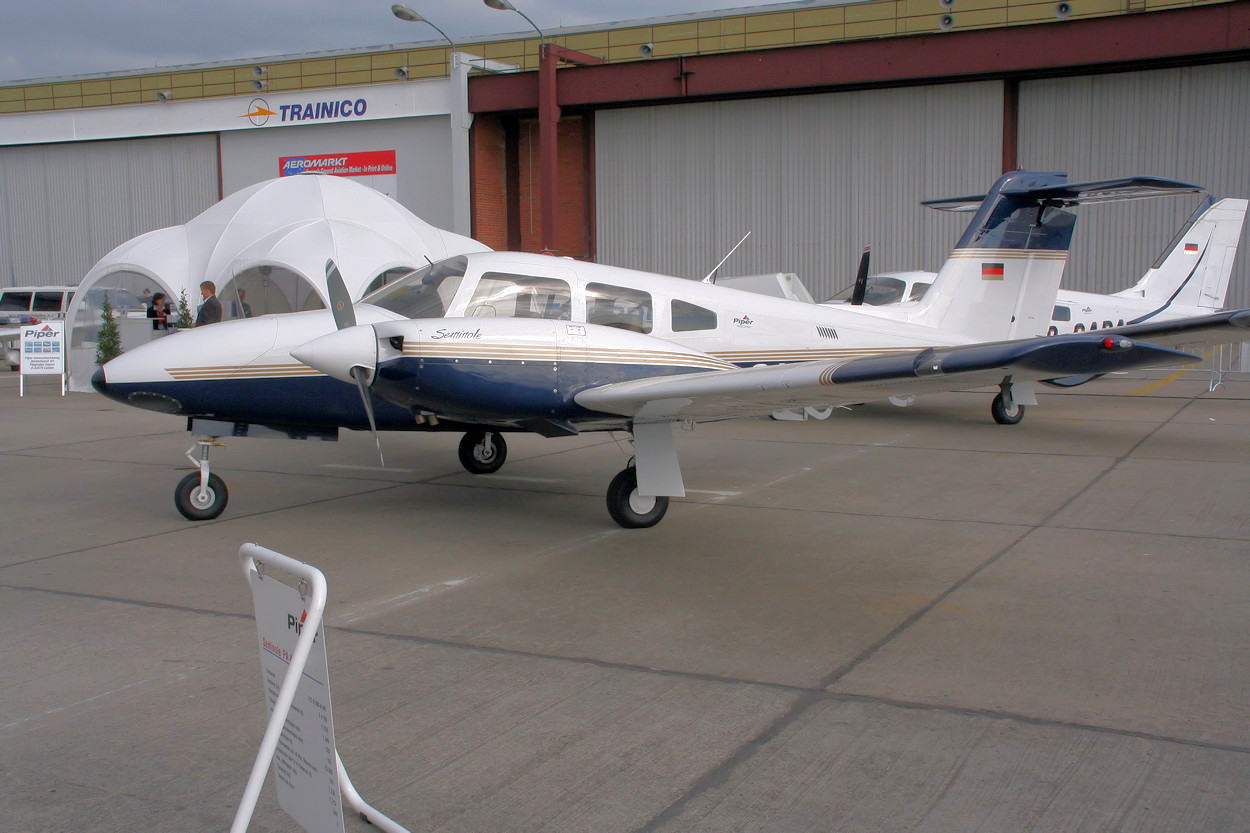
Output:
[1112,196,1248,314]
[911,170,1203,341]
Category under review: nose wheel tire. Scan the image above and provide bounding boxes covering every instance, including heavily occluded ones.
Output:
[458,430,507,474]
[606,467,670,529]
[174,472,229,520]
[991,391,1025,425]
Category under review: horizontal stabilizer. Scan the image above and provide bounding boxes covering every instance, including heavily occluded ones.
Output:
[924,175,1203,212]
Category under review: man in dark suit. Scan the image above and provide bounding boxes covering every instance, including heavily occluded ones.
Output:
[196,280,222,327]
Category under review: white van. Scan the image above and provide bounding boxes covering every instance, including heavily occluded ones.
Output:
[1,286,77,370]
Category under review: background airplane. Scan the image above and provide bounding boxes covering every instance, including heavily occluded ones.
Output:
[93,170,1250,528]
[827,195,1248,334]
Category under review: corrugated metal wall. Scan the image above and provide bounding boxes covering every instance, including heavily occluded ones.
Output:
[1019,61,1250,308]
[596,82,1003,301]
[0,134,218,289]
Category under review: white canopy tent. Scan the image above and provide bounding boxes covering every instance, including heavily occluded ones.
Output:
[67,173,488,389]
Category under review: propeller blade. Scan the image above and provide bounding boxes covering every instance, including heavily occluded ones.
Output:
[326,259,356,330]
[351,366,385,467]
[849,246,871,306]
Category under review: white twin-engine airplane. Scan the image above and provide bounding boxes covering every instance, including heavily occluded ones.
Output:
[829,195,1249,336]
[93,170,1250,528]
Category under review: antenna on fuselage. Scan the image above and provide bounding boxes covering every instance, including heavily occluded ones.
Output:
[702,231,752,284]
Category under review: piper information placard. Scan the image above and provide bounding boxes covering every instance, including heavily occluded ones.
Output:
[248,570,345,833]
[20,321,64,375]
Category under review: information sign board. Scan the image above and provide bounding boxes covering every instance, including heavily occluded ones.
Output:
[20,321,64,375]
[248,569,345,833]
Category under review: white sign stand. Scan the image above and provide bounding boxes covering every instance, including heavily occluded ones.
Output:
[18,320,65,397]
[234,543,411,833]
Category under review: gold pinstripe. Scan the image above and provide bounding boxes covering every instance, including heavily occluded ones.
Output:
[166,363,323,381]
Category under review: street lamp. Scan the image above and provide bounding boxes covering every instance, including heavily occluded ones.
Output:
[391,3,455,49]
[483,0,545,44]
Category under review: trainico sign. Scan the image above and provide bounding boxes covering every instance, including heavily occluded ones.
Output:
[242,96,370,127]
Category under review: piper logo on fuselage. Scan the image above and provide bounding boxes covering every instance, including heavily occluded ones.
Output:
[733,314,754,327]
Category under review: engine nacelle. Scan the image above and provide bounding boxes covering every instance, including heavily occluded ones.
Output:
[369,317,731,425]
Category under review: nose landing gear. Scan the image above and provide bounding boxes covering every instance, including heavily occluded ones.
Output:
[174,437,229,520]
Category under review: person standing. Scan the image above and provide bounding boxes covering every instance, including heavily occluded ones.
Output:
[196,281,222,327]
[147,292,170,330]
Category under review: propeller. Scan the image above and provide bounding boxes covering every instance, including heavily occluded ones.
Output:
[325,259,384,466]
[849,246,871,306]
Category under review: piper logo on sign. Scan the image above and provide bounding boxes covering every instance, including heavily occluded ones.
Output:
[20,321,64,375]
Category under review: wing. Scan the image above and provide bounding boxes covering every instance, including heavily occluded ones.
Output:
[1108,309,1250,349]
[575,332,1200,423]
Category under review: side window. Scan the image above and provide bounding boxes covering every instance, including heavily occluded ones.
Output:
[33,292,65,312]
[467,273,571,320]
[586,283,652,334]
[908,282,931,301]
[671,299,716,332]
[0,291,32,312]
[1052,305,1072,322]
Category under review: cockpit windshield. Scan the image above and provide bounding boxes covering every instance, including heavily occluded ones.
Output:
[362,256,469,319]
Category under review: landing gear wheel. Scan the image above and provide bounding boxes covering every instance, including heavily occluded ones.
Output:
[606,467,669,529]
[458,430,507,474]
[991,392,1025,425]
[174,472,229,520]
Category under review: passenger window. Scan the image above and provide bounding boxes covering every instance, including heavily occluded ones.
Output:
[1052,305,1072,322]
[586,283,652,333]
[0,292,32,312]
[908,283,931,301]
[671,299,716,332]
[33,292,65,312]
[467,273,571,320]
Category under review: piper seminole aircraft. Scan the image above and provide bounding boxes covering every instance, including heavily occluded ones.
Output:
[828,195,1249,335]
[93,170,1250,528]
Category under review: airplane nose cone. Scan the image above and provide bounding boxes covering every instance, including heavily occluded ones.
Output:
[291,324,378,384]
[91,366,108,394]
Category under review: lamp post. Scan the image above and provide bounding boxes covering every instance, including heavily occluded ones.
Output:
[483,0,602,254]
[391,3,455,48]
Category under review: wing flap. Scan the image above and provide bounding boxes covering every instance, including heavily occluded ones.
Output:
[576,334,1199,423]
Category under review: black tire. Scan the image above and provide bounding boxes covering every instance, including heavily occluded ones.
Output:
[606,467,670,529]
[458,430,507,474]
[991,391,1025,425]
[174,472,229,520]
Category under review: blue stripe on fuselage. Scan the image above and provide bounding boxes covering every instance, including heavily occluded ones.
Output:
[97,375,415,430]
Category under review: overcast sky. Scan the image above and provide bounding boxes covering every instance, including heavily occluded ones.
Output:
[2,1,813,84]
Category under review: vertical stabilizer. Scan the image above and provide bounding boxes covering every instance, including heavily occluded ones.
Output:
[1112,196,1248,311]
[912,171,1075,342]
[913,171,1204,341]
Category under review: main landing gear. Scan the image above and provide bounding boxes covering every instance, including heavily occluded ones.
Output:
[990,376,1030,425]
[606,461,670,529]
[174,437,229,520]
[458,429,507,474]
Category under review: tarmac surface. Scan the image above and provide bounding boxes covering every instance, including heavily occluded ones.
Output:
[2,366,1248,832]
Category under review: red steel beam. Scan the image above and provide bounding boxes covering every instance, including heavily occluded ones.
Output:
[469,2,1250,113]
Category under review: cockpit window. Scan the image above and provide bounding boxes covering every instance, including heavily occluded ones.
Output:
[1052,305,1072,322]
[363,256,468,319]
[466,273,571,319]
[907,282,931,301]
[586,283,652,333]
[862,277,906,306]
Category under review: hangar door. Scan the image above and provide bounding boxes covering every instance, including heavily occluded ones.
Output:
[0,134,219,289]
[596,81,1002,302]
[1019,61,1250,309]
